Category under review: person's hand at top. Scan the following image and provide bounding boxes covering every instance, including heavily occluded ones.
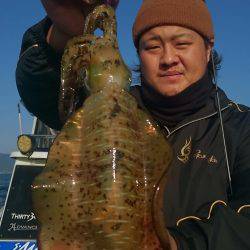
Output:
[41,0,119,51]
[103,0,119,9]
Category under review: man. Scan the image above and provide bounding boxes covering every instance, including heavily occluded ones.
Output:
[16,0,250,249]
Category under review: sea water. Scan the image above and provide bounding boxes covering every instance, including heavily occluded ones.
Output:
[0,174,11,208]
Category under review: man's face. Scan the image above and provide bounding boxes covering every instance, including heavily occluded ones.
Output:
[139,26,212,96]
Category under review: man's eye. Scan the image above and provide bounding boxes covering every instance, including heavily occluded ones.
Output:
[176,42,191,48]
[145,46,160,50]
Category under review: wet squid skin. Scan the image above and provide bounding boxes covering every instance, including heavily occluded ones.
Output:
[32,5,173,250]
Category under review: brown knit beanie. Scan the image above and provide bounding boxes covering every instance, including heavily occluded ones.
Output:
[133,0,214,48]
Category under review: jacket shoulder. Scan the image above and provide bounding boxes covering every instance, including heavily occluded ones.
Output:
[20,17,52,56]
[227,101,250,138]
[228,101,250,120]
[229,101,250,112]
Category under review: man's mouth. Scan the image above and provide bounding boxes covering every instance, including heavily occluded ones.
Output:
[159,71,183,81]
[159,71,183,77]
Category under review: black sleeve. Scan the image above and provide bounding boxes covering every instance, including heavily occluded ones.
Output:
[16,17,63,130]
[168,112,250,250]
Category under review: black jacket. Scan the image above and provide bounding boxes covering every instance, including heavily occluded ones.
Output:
[16,18,250,249]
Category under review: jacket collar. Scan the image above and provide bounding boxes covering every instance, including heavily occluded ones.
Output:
[130,85,232,136]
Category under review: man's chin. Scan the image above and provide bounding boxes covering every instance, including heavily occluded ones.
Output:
[156,85,183,97]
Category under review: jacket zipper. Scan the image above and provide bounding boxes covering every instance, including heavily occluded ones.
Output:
[19,44,39,60]
[164,105,230,138]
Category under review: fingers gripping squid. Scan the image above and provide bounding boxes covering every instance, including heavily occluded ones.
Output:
[32,5,173,250]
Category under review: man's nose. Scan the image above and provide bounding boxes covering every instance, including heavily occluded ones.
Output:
[160,45,178,67]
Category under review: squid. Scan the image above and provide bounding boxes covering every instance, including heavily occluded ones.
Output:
[32,5,172,250]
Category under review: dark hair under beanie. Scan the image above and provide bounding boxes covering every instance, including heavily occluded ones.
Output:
[132,0,214,48]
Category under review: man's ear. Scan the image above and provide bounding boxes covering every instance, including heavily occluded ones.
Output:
[206,38,214,63]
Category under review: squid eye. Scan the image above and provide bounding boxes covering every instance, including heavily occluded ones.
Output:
[79,68,91,93]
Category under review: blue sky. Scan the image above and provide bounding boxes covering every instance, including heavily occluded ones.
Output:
[0,1,250,154]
